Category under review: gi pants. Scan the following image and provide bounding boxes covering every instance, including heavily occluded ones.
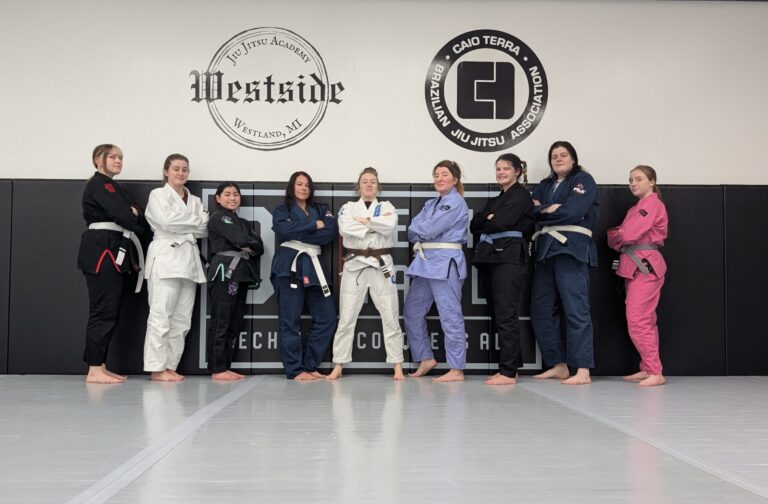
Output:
[83,267,131,366]
[207,281,248,373]
[333,267,404,365]
[625,273,665,375]
[403,268,466,370]
[144,277,197,372]
[274,276,336,379]
[479,263,527,377]
[531,254,594,369]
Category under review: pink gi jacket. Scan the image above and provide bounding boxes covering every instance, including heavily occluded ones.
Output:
[607,192,668,279]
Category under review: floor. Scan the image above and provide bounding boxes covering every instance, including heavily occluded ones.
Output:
[0,374,766,503]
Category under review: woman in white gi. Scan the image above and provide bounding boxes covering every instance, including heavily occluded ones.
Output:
[143,154,208,381]
[327,167,405,381]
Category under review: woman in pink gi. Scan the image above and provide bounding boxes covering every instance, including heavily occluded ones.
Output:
[607,165,668,387]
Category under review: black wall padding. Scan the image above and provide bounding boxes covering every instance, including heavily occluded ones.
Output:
[0,181,11,373]
[3,180,766,376]
[724,186,768,375]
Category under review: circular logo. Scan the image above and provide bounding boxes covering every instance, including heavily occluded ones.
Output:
[425,29,548,152]
[191,27,344,150]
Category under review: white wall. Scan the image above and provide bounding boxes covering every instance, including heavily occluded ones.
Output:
[1,0,766,185]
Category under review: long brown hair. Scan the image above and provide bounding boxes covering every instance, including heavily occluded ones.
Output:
[162,153,190,184]
[433,160,464,195]
[495,153,528,185]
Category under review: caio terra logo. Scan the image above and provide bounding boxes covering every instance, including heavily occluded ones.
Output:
[425,29,548,152]
[190,27,344,150]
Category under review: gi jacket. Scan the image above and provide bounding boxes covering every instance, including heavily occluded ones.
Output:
[144,184,209,283]
[531,171,599,267]
[338,198,398,271]
[407,188,469,280]
[77,172,146,274]
[607,192,668,279]
[271,202,337,286]
[208,208,264,284]
[470,183,534,265]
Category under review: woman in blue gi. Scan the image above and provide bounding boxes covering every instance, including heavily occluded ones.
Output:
[207,182,264,381]
[271,172,338,381]
[530,141,599,385]
[471,153,534,385]
[78,144,145,384]
[404,160,469,382]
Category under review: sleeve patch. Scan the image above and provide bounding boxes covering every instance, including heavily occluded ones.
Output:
[221,215,234,224]
[572,183,586,195]
[104,183,116,193]
[639,209,648,217]
[438,204,452,210]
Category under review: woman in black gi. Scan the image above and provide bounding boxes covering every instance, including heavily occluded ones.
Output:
[470,153,534,385]
[77,144,146,384]
[206,182,264,380]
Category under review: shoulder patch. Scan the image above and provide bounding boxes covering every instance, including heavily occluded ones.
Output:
[104,183,116,193]
[572,183,586,195]
[221,215,234,224]
[639,209,648,217]
[438,204,452,211]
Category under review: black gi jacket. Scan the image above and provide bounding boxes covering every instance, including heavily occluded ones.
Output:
[77,172,145,274]
[470,183,534,265]
[207,208,264,284]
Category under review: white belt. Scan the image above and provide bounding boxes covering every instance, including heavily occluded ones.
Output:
[88,222,145,293]
[280,240,330,297]
[413,241,463,260]
[532,225,592,244]
[153,230,196,247]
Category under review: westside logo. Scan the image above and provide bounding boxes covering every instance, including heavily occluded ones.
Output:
[190,27,345,151]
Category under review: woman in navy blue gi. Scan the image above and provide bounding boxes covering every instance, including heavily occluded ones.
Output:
[530,141,598,385]
[404,160,469,382]
[78,144,145,384]
[471,153,534,385]
[271,172,338,381]
[207,182,264,381]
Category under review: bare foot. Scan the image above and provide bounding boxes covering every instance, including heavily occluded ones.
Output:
[212,371,241,381]
[638,374,666,387]
[151,370,182,382]
[168,369,185,381]
[562,368,591,385]
[433,369,465,382]
[86,366,123,384]
[101,366,127,381]
[393,363,405,381]
[326,365,343,380]
[623,371,649,382]
[484,373,518,385]
[227,370,246,379]
[309,371,325,379]
[409,359,437,377]
[293,372,317,381]
[533,363,570,380]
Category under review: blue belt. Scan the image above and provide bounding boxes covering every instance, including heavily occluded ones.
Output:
[479,231,523,251]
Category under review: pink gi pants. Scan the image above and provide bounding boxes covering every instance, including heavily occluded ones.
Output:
[625,273,664,375]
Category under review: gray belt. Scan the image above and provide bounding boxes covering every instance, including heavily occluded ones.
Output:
[621,244,659,274]
[215,251,250,279]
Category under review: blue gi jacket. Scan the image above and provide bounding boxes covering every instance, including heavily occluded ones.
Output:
[407,188,469,280]
[270,202,337,286]
[531,170,599,267]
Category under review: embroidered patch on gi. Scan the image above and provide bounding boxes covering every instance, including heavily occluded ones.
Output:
[104,183,116,193]
[373,204,381,217]
[325,210,334,217]
[222,215,233,224]
[639,209,648,217]
[227,281,239,296]
[573,183,586,195]
[438,204,452,210]
[303,275,310,285]
[338,206,345,216]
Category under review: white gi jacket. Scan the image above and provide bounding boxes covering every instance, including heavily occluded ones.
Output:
[144,184,209,283]
[338,198,398,271]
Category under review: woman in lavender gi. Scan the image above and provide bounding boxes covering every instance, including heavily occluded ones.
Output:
[404,160,469,382]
